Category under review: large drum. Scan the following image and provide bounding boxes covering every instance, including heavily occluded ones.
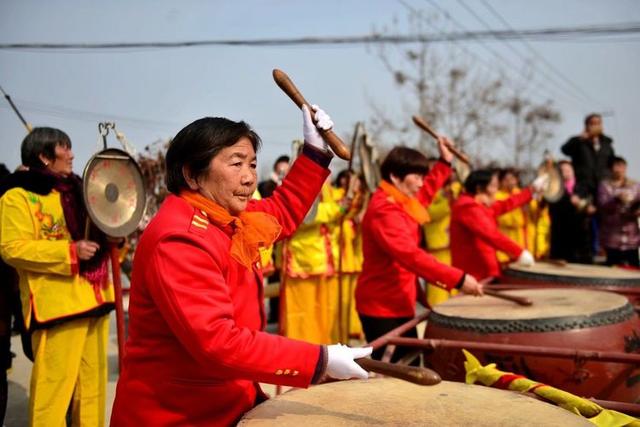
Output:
[424,289,640,402]
[238,378,590,426]
[500,262,640,305]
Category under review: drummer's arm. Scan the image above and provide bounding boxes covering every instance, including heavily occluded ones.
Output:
[492,188,532,217]
[372,203,464,290]
[248,145,331,240]
[464,206,523,259]
[146,235,326,387]
[417,159,452,207]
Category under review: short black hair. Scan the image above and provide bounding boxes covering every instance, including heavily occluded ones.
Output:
[165,117,261,194]
[21,127,72,170]
[273,155,290,171]
[609,155,627,169]
[464,169,497,195]
[584,113,601,128]
[380,146,429,182]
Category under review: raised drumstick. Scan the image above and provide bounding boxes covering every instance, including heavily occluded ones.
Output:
[273,69,351,160]
[412,115,471,166]
[355,358,441,386]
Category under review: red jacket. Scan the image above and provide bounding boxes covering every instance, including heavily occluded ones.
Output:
[110,154,329,427]
[355,160,465,318]
[450,189,532,281]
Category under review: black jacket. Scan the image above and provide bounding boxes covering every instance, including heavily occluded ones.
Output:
[561,134,614,199]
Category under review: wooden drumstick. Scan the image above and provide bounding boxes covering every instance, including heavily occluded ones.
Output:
[355,358,441,386]
[483,289,533,306]
[411,115,471,166]
[272,69,351,160]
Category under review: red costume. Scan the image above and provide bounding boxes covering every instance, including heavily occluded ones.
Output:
[110,153,330,426]
[355,160,465,318]
[450,189,532,281]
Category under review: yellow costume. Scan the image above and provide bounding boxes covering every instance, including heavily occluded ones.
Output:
[496,188,528,263]
[330,186,364,341]
[0,187,113,427]
[283,183,341,344]
[527,198,551,259]
[423,182,461,306]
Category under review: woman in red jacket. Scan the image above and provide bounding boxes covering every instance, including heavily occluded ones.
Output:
[110,106,371,427]
[450,169,546,282]
[355,139,483,362]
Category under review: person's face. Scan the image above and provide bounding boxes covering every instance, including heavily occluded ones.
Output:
[612,161,627,180]
[274,161,289,180]
[560,163,574,181]
[42,144,74,177]
[483,175,498,204]
[586,116,603,137]
[500,173,518,192]
[392,173,424,198]
[191,137,257,215]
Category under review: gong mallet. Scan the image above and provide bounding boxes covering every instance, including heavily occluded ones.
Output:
[272,69,351,160]
[480,277,532,306]
[355,358,441,386]
[411,115,471,166]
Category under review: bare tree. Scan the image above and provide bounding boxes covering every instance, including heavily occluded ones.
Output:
[506,96,561,169]
[367,11,507,158]
[367,9,560,166]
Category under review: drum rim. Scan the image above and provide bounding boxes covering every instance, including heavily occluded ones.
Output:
[427,302,634,334]
[503,267,640,287]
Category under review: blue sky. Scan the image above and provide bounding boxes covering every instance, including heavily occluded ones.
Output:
[1,0,639,179]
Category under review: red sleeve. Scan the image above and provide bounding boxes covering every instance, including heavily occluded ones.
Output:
[462,204,524,259]
[417,160,452,207]
[371,203,464,289]
[70,242,79,275]
[491,188,532,217]
[247,154,330,240]
[146,235,322,388]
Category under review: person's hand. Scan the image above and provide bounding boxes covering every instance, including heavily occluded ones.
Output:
[436,136,454,164]
[516,249,535,267]
[302,104,333,152]
[460,274,484,296]
[76,240,100,260]
[326,344,371,380]
[585,204,597,215]
[531,173,549,194]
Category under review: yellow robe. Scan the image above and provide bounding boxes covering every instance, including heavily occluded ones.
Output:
[283,183,341,344]
[495,188,527,263]
[423,189,458,306]
[0,187,113,427]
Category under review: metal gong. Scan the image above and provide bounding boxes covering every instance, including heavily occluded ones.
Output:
[82,148,146,237]
[537,159,564,203]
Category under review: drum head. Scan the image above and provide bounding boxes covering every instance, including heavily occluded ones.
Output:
[82,148,146,237]
[239,379,590,426]
[429,288,633,334]
[506,261,640,285]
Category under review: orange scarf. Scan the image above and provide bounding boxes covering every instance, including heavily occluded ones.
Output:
[379,180,431,225]
[180,191,282,270]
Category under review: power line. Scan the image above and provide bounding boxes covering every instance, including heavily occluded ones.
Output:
[0,23,638,51]
[457,0,604,111]
[479,0,607,109]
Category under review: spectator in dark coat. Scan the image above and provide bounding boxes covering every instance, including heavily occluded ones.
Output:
[561,113,615,200]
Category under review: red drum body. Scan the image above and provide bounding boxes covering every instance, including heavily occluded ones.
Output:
[499,262,640,306]
[424,289,640,402]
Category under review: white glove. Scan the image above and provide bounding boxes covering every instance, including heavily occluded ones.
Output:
[326,344,372,380]
[302,104,333,151]
[516,249,535,267]
[531,173,549,194]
